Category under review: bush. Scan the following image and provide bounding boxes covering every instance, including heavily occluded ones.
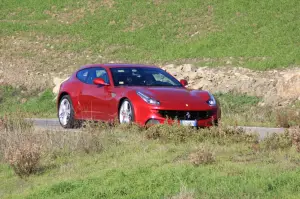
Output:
[276,108,300,128]
[144,123,258,144]
[145,123,197,143]
[261,131,292,151]
[0,114,33,132]
[168,186,195,199]
[290,127,300,152]
[188,146,215,166]
[4,141,41,178]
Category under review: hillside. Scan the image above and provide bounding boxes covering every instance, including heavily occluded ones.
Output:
[1,0,299,73]
[0,0,299,126]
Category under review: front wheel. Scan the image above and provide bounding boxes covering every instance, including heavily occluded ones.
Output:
[58,95,78,128]
[119,99,135,124]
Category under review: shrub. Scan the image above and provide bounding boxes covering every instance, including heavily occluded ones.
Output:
[0,114,33,132]
[168,186,195,199]
[290,127,300,152]
[145,123,197,143]
[276,108,300,128]
[197,126,258,144]
[261,131,292,151]
[145,123,258,144]
[188,146,215,166]
[4,141,41,178]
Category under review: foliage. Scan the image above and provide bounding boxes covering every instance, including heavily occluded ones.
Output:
[0,85,56,117]
[0,120,300,198]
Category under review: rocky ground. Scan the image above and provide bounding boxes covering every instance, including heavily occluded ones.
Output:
[162,64,300,106]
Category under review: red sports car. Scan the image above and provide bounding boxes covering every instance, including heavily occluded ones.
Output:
[57,64,221,128]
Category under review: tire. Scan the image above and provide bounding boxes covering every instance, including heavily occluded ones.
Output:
[58,95,79,128]
[119,99,135,124]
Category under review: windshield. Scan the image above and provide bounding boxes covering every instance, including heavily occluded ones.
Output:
[110,67,183,87]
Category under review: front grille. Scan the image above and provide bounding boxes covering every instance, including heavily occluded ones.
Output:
[158,110,212,120]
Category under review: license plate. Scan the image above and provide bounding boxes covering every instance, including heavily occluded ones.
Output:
[180,120,197,127]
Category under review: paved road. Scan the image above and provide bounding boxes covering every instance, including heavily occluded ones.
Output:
[26,118,286,140]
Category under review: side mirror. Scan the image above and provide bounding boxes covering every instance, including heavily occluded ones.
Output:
[93,78,109,86]
[180,79,188,87]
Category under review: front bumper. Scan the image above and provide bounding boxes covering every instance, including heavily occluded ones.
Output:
[135,106,220,127]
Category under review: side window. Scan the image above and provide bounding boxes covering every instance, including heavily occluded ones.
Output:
[153,73,173,85]
[86,68,109,84]
[76,69,89,83]
[96,69,109,83]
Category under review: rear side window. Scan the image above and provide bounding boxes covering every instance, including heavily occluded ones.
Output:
[76,69,89,83]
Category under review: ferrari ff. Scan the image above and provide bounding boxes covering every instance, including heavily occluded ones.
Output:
[57,64,221,128]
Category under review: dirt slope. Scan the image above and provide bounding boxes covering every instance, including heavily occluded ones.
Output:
[162,64,300,106]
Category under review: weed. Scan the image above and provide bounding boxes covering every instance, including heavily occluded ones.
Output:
[4,140,41,178]
[168,185,195,199]
[145,123,258,144]
[261,131,292,151]
[0,113,33,132]
[145,123,197,143]
[275,108,300,128]
[290,127,300,152]
[188,146,215,166]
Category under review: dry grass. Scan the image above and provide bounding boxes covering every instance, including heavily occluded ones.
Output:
[168,185,195,199]
[276,108,300,128]
[188,145,215,166]
[4,140,41,178]
[261,131,293,151]
[1,113,299,179]
[145,123,258,144]
[0,116,108,177]
[291,127,300,152]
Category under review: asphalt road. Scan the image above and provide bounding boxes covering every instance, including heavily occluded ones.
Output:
[27,118,286,140]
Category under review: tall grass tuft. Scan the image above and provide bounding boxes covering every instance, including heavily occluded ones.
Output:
[188,145,215,166]
[261,131,292,151]
[290,127,300,152]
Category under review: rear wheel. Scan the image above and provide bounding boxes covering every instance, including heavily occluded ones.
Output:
[119,99,135,124]
[58,95,78,128]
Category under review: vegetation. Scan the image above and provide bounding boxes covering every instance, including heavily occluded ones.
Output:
[1,117,300,198]
[0,85,56,118]
[215,92,300,127]
[1,0,299,70]
[1,1,300,198]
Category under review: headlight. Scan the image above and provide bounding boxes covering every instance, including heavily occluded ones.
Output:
[207,93,216,106]
[137,91,160,105]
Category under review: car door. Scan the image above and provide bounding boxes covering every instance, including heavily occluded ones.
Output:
[75,68,91,119]
[80,67,111,121]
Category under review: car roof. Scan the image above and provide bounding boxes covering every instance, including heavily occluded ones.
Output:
[78,63,159,70]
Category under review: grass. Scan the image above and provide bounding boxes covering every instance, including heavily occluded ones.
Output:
[1,0,300,70]
[0,85,56,118]
[215,92,300,127]
[1,118,300,199]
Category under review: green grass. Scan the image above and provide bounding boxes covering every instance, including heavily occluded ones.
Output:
[215,92,300,127]
[1,124,300,199]
[0,85,56,118]
[1,0,300,69]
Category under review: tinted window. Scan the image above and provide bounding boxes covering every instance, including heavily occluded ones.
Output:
[86,68,110,84]
[76,69,89,83]
[110,67,182,87]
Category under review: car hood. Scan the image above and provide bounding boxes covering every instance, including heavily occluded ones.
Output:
[134,87,213,110]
